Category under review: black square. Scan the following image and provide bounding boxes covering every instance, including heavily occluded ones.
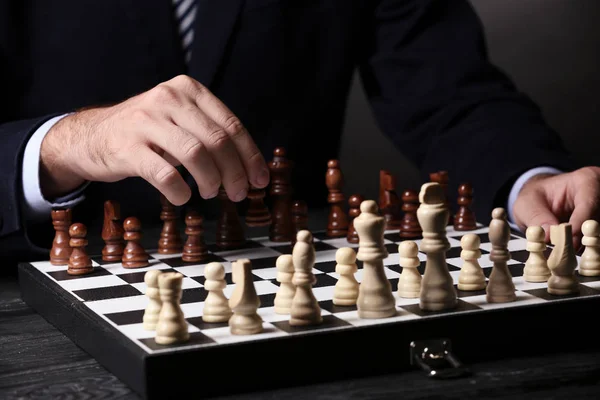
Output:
[384,232,422,242]
[181,288,208,304]
[271,314,351,333]
[73,285,142,301]
[272,240,337,255]
[319,299,357,313]
[258,293,276,308]
[314,261,337,274]
[575,271,600,283]
[139,331,216,350]
[311,231,333,241]
[208,240,263,253]
[510,250,530,263]
[454,285,487,298]
[483,263,525,278]
[400,299,481,317]
[445,246,462,259]
[161,254,226,268]
[118,269,177,284]
[104,309,145,325]
[387,261,427,275]
[312,273,339,288]
[91,256,125,266]
[186,317,228,330]
[524,284,600,301]
[48,267,111,281]
[385,243,399,255]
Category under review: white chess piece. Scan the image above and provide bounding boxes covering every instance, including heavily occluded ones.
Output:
[202,262,232,323]
[229,259,263,335]
[290,230,323,326]
[155,272,189,344]
[547,223,579,295]
[274,254,295,314]
[457,234,486,291]
[333,247,359,306]
[579,220,600,276]
[486,208,516,303]
[143,270,162,330]
[396,241,421,298]
[523,226,551,282]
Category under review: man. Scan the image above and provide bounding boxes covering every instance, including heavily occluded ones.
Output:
[0,0,598,262]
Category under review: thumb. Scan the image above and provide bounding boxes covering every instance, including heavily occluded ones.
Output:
[513,190,559,243]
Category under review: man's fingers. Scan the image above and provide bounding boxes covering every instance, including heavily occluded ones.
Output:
[132,146,191,206]
[569,187,600,251]
[514,190,558,242]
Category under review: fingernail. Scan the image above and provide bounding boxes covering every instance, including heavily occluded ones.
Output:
[234,188,247,202]
[256,168,270,187]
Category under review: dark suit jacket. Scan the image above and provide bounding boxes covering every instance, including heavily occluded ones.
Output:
[0,0,577,261]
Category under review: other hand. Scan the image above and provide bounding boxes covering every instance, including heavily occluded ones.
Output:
[512,166,600,251]
[40,75,269,205]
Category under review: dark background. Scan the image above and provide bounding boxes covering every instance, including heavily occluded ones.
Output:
[339,0,600,200]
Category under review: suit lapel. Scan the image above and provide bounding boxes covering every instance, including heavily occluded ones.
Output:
[188,0,245,87]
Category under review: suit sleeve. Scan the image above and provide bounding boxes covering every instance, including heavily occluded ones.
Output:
[358,0,578,223]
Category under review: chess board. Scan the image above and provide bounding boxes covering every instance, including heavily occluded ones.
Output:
[18,224,600,399]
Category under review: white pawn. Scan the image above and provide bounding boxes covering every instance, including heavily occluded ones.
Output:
[333,247,359,306]
[579,220,600,276]
[155,272,189,345]
[397,241,421,298]
[523,226,551,282]
[202,262,232,323]
[457,234,486,291]
[143,270,162,330]
[274,254,295,314]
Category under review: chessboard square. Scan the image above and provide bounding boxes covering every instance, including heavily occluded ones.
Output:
[73,284,142,302]
[202,322,287,344]
[335,308,420,327]
[271,314,350,334]
[47,266,111,281]
[104,309,145,326]
[145,251,182,260]
[186,316,228,331]
[400,299,481,317]
[117,268,177,284]
[524,284,600,301]
[257,306,291,323]
[318,299,357,314]
[319,237,359,249]
[384,232,422,243]
[312,286,335,302]
[575,271,600,284]
[313,261,337,274]
[210,240,266,255]
[579,280,600,290]
[311,231,338,241]
[181,288,208,304]
[174,261,233,278]
[222,280,279,298]
[85,295,148,314]
[161,253,226,268]
[254,265,322,281]
[139,330,215,352]
[510,250,530,263]
[31,262,70,273]
[244,256,279,270]
[386,260,426,275]
[483,263,525,278]
[454,285,487,298]
[181,302,205,319]
[90,255,123,266]
[119,323,156,341]
[132,277,202,294]
[384,243,399,256]
[313,273,339,288]
[460,291,546,310]
[101,258,168,275]
[445,246,463,259]
[257,293,276,308]
[512,276,549,291]
[394,295,420,307]
[219,247,281,261]
[314,249,340,264]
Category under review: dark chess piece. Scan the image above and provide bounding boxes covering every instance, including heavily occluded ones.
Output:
[291,200,309,245]
[50,208,73,265]
[245,186,271,227]
[216,187,245,249]
[183,209,209,262]
[454,183,477,231]
[399,189,422,238]
[326,160,348,237]
[122,217,150,268]
[268,147,294,242]
[346,194,363,244]
[102,200,125,262]
[67,223,94,275]
[430,170,452,225]
[158,194,183,254]
[379,170,402,230]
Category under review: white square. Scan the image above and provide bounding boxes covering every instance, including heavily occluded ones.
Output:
[58,274,128,292]
[334,308,420,327]
[460,291,546,310]
[174,261,233,278]
[132,277,203,294]
[217,247,281,261]
[85,294,149,314]
[201,322,287,344]
[102,259,169,275]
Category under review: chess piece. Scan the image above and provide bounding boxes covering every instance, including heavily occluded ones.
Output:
[523,226,551,282]
[346,194,363,244]
[397,241,422,298]
[290,231,322,325]
[333,247,359,306]
[268,147,294,242]
[274,254,295,314]
[158,194,183,254]
[429,171,452,225]
[182,209,208,262]
[229,259,263,334]
[399,189,422,238]
[102,200,124,262]
[50,208,73,265]
[486,208,516,303]
[216,187,245,249]
[202,262,232,323]
[417,183,457,311]
[379,170,402,230]
[579,220,600,276]
[67,223,94,275]
[122,217,150,268]
[547,223,579,295]
[457,234,486,291]
[155,272,189,344]
[354,200,396,318]
[453,183,477,231]
[291,200,308,245]
[143,270,162,330]
[245,186,271,227]
[326,160,348,237]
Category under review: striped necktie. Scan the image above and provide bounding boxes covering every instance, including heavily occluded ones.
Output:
[173,0,198,64]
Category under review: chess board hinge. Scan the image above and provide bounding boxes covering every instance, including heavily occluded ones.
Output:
[410,338,470,379]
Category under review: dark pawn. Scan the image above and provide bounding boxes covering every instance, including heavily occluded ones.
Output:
[454,183,477,231]
[122,217,150,268]
[291,200,309,245]
[216,187,245,249]
[430,170,452,225]
[347,194,363,244]
[379,170,402,230]
[50,208,73,265]
[183,210,209,262]
[269,147,294,242]
[245,186,271,227]
[399,189,422,238]
[102,200,124,262]
[158,194,183,254]
[68,223,94,275]
[326,159,348,237]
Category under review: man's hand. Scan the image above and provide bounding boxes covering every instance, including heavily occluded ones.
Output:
[512,167,600,250]
[39,75,269,205]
